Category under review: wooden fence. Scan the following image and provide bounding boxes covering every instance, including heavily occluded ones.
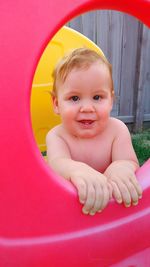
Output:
[67,10,150,132]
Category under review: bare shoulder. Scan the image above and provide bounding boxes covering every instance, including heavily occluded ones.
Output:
[109,117,130,134]
[46,125,65,146]
[46,124,71,159]
[107,117,132,143]
[46,124,62,138]
[109,118,138,163]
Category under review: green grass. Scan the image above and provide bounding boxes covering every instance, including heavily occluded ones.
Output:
[42,151,47,157]
[131,128,150,166]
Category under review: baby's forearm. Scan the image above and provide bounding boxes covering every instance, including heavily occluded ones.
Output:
[104,159,139,176]
[48,157,89,180]
[48,157,112,214]
[104,159,142,206]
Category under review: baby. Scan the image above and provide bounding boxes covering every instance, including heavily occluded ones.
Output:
[46,48,142,215]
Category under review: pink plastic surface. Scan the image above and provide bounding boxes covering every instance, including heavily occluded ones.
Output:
[0,0,150,266]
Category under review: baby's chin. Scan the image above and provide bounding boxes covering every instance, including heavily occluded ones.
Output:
[71,130,102,139]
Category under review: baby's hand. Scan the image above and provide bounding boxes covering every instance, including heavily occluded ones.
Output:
[70,164,110,215]
[104,161,142,207]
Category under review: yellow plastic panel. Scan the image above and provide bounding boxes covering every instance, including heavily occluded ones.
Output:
[31,26,104,152]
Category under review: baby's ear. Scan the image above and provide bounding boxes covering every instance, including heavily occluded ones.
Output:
[51,93,60,114]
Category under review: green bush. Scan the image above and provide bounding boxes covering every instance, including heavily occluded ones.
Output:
[132,129,150,165]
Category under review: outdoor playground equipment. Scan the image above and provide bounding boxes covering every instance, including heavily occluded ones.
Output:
[0,0,150,266]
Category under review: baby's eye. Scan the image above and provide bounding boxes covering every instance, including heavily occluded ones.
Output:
[71,96,79,101]
[93,95,101,100]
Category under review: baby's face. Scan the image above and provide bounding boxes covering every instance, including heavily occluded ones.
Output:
[53,62,113,138]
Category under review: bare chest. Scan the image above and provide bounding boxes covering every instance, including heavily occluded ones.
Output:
[66,136,113,173]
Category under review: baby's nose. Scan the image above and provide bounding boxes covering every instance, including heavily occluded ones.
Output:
[80,100,95,112]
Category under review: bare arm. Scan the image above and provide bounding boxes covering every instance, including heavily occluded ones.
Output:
[104,120,142,206]
[46,128,110,215]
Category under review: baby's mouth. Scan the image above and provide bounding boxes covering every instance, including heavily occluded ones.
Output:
[78,120,94,125]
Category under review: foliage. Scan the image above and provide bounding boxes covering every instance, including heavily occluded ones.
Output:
[132,129,150,166]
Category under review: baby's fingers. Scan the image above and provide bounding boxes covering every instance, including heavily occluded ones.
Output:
[88,183,110,216]
[112,181,132,207]
[100,185,110,211]
[88,184,103,215]
[119,182,132,207]
[130,177,143,199]
[71,177,87,204]
[125,180,139,205]
[110,181,122,204]
[82,184,95,214]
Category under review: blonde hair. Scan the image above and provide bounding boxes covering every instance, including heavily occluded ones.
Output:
[52,47,114,96]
